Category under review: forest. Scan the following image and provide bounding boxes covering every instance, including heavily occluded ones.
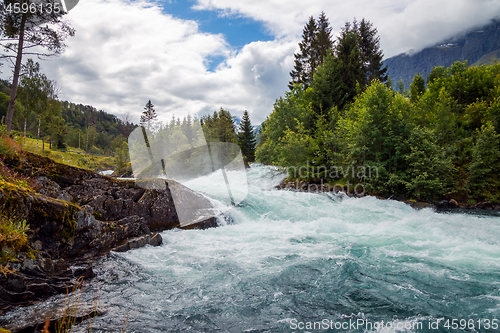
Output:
[0,61,257,176]
[256,14,500,203]
[127,106,257,179]
[0,61,135,156]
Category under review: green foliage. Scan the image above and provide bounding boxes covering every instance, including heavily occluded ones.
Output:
[468,122,500,201]
[357,18,387,86]
[277,121,317,170]
[410,74,426,103]
[258,58,500,202]
[256,85,315,165]
[334,21,364,109]
[309,53,345,118]
[305,17,387,114]
[402,127,452,201]
[114,141,131,176]
[201,108,238,144]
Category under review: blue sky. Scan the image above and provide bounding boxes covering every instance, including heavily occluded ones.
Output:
[10,0,500,125]
[163,1,273,50]
[162,1,275,72]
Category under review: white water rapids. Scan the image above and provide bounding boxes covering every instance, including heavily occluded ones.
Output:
[5,164,500,332]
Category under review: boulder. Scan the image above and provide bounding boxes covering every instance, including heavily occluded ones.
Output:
[112,233,163,253]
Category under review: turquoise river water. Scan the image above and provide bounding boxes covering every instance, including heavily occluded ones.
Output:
[8,165,500,332]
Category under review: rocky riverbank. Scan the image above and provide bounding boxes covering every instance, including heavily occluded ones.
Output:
[276,179,500,212]
[0,151,217,322]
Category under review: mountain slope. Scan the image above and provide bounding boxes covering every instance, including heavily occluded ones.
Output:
[384,19,500,88]
[472,49,500,66]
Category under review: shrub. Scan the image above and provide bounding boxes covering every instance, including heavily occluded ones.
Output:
[0,126,21,157]
[0,158,37,189]
[0,213,30,262]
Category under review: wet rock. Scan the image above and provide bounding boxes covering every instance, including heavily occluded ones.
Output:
[25,283,56,298]
[0,286,12,303]
[473,202,500,210]
[72,266,95,279]
[8,290,35,303]
[2,303,106,333]
[2,274,25,293]
[112,233,163,252]
[149,233,163,246]
[403,200,436,210]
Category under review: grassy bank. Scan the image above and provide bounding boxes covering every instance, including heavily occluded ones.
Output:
[20,137,115,172]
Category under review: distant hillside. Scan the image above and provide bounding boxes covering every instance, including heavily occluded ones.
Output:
[384,19,500,89]
[0,78,135,154]
[473,49,500,66]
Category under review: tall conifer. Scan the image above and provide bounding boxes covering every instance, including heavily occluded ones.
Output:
[289,16,318,89]
[357,18,387,85]
[289,13,333,90]
[140,100,157,131]
[237,110,256,163]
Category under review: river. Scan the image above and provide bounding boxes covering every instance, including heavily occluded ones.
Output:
[9,165,500,332]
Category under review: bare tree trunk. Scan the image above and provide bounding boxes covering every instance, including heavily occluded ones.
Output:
[86,127,89,156]
[6,14,27,133]
[37,117,40,148]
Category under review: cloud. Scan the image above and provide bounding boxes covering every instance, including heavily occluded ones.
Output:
[32,0,296,125]
[9,0,500,128]
[193,0,500,57]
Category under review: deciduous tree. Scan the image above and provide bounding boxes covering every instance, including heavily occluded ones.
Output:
[1,0,75,132]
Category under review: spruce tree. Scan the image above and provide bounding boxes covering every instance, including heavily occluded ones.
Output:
[140,100,157,131]
[289,16,318,89]
[357,19,387,86]
[237,110,256,163]
[334,21,363,108]
[289,13,334,90]
[314,11,333,66]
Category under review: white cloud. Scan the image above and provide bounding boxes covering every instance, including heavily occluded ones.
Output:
[9,0,499,127]
[31,0,296,125]
[193,0,500,58]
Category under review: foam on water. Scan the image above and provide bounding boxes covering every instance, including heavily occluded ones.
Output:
[5,165,500,332]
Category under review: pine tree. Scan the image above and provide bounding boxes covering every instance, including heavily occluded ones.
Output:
[310,53,345,116]
[334,21,363,108]
[289,16,318,89]
[357,19,387,86]
[289,13,333,90]
[312,18,387,110]
[237,110,256,163]
[140,100,157,131]
[314,11,333,66]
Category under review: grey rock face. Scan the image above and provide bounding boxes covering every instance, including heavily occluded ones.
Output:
[384,20,500,89]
